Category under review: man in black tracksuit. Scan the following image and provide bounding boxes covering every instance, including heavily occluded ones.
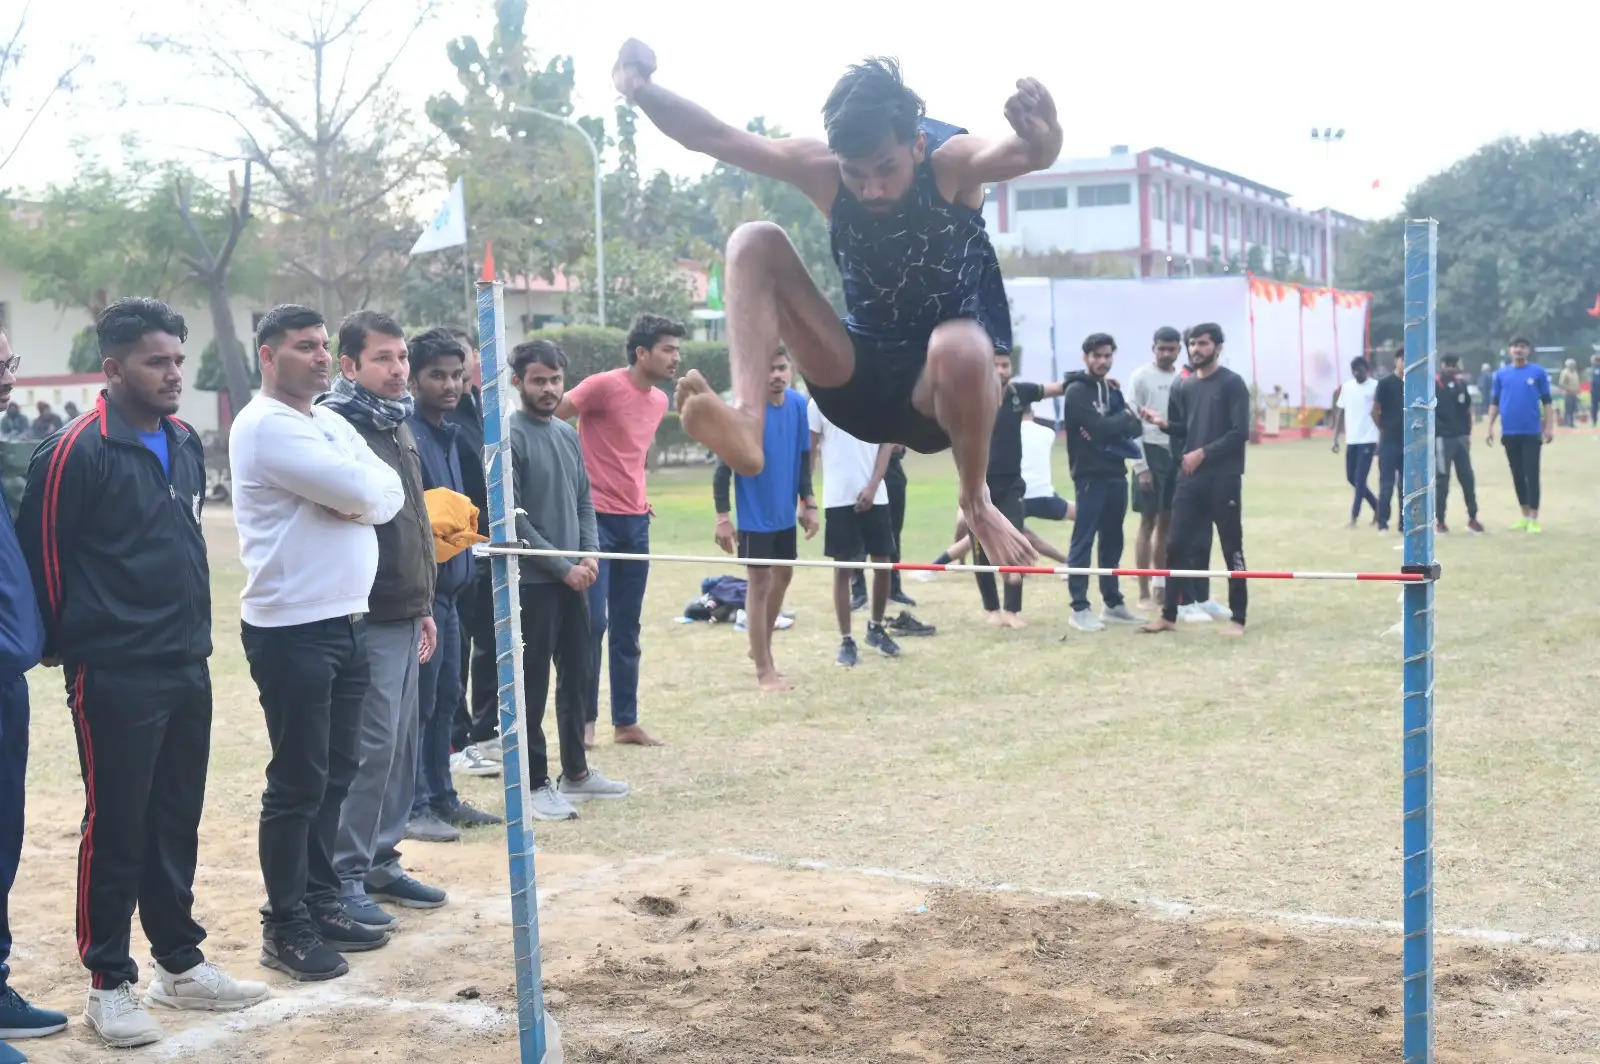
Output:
[1142,322,1252,637]
[17,299,267,1048]
[1062,333,1146,632]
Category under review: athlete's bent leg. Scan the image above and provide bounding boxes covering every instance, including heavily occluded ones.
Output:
[680,221,854,475]
[912,321,1035,567]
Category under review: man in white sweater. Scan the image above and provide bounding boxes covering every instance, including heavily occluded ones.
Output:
[229,305,405,982]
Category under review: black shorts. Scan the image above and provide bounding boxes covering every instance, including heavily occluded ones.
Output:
[1132,443,1177,515]
[807,333,952,454]
[823,504,896,561]
[1025,494,1070,521]
[738,527,797,568]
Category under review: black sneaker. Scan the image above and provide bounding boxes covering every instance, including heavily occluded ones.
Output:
[439,798,503,828]
[849,592,867,612]
[261,928,349,981]
[864,622,901,657]
[311,905,390,952]
[366,873,448,910]
[887,610,936,636]
[835,637,859,668]
[890,589,917,607]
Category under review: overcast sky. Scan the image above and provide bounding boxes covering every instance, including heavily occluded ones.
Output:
[5,0,1592,221]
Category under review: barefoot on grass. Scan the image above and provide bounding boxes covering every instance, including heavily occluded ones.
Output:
[583,722,597,751]
[614,724,665,747]
[1220,621,1246,638]
[1140,618,1177,634]
[756,669,794,692]
[1002,613,1028,629]
[985,611,1006,627]
[676,370,764,476]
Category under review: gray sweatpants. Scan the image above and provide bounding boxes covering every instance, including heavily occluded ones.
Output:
[333,617,421,894]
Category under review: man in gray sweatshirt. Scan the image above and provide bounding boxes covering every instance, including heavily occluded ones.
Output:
[508,341,630,822]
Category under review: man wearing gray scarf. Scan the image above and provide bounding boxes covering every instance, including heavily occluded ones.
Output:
[320,311,449,931]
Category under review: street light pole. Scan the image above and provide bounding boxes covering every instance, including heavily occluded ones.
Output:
[1310,126,1345,285]
[514,104,606,328]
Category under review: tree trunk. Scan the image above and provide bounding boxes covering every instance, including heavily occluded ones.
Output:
[206,281,253,421]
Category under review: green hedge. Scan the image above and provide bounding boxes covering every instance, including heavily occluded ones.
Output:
[523,325,728,465]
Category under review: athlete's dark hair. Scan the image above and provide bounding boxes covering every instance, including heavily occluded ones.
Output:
[625,313,686,366]
[1508,335,1532,348]
[338,310,405,366]
[1350,355,1370,372]
[822,57,925,158]
[97,298,187,359]
[445,323,478,351]
[408,327,467,378]
[256,304,325,350]
[1441,353,1460,367]
[1189,322,1224,346]
[1082,332,1116,354]
[1153,326,1181,345]
[511,339,567,376]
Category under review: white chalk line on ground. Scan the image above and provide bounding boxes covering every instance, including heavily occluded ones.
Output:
[726,851,1600,954]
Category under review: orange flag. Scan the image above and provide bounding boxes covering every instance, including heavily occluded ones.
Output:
[479,239,496,283]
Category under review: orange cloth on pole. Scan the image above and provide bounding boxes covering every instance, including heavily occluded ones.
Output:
[424,487,489,564]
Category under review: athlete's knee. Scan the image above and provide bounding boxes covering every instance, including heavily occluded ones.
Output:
[926,320,996,389]
[727,220,793,265]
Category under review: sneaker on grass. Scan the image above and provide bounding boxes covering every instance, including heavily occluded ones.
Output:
[259,928,347,982]
[529,781,579,821]
[1101,603,1146,625]
[311,905,390,951]
[1198,600,1232,621]
[886,610,936,636]
[404,812,461,844]
[558,769,630,802]
[864,622,901,657]
[365,874,448,910]
[85,982,163,1048]
[477,736,503,762]
[835,636,859,668]
[338,892,394,928]
[440,798,502,827]
[450,744,500,778]
[147,961,269,1012]
[0,986,68,1040]
[1067,609,1105,633]
[1178,603,1212,623]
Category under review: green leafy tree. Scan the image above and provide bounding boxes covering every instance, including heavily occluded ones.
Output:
[195,338,262,391]
[1344,132,1600,354]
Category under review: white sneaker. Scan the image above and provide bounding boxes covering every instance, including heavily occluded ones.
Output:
[910,570,938,583]
[1101,603,1147,625]
[147,960,270,1012]
[451,744,501,778]
[85,982,163,1048]
[1198,600,1232,621]
[1068,609,1105,633]
[558,768,630,803]
[477,736,503,762]
[529,782,579,821]
[1178,603,1213,623]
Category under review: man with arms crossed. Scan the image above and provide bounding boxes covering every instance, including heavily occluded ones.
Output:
[615,39,1061,570]
[713,351,818,691]
[230,305,405,981]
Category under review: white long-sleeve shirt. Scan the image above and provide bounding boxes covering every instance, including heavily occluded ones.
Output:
[229,395,405,628]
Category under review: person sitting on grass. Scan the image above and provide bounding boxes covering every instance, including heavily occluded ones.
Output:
[711,350,819,692]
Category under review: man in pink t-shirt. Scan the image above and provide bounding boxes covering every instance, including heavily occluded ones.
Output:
[556,313,681,747]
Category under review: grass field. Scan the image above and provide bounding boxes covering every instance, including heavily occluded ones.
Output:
[11,430,1600,1062]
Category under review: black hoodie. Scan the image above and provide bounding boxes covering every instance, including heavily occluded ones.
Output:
[1062,370,1143,481]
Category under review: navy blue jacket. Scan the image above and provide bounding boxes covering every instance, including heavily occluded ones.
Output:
[408,412,473,599]
[0,507,43,680]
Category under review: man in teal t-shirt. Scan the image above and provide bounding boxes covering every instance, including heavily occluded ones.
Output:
[1486,336,1554,533]
[711,351,818,690]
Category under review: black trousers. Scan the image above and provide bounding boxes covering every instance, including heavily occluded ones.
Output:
[853,459,907,599]
[1376,440,1403,530]
[67,661,211,988]
[1434,436,1478,522]
[1163,472,1248,626]
[975,477,1026,613]
[454,560,499,748]
[242,617,366,937]
[1067,477,1128,612]
[520,583,592,787]
[1502,434,1542,511]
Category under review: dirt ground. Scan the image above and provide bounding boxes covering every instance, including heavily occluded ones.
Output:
[13,814,1599,1064]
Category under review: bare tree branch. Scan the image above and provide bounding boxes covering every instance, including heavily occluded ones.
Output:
[326,1,436,142]
[0,52,90,175]
[173,177,218,268]
[0,5,29,92]
[213,160,253,269]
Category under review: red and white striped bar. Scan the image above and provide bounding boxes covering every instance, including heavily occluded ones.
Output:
[476,545,1425,583]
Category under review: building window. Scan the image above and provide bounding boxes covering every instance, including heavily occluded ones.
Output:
[1152,185,1164,221]
[1190,196,1204,228]
[1171,189,1181,221]
[1078,183,1131,208]
[1016,186,1069,211]
[1229,204,1240,239]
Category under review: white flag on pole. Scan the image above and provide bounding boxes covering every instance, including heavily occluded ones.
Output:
[409,178,466,256]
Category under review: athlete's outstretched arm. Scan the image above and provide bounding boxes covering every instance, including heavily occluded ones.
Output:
[935,78,1063,194]
[614,38,836,206]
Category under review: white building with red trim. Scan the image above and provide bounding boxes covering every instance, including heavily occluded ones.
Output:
[983,146,1361,281]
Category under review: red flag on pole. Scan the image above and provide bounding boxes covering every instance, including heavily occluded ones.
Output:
[479,239,496,283]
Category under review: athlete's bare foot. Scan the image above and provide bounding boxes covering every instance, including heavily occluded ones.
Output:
[1140,618,1177,634]
[964,494,1035,568]
[1220,621,1246,638]
[582,721,597,750]
[676,370,764,476]
[1002,612,1028,629]
[985,610,1006,627]
[614,723,665,746]
[756,668,793,692]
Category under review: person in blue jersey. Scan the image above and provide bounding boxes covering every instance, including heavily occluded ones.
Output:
[1485,336,1554,533]
[712,350,819,692]
[615,39,1062,570]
